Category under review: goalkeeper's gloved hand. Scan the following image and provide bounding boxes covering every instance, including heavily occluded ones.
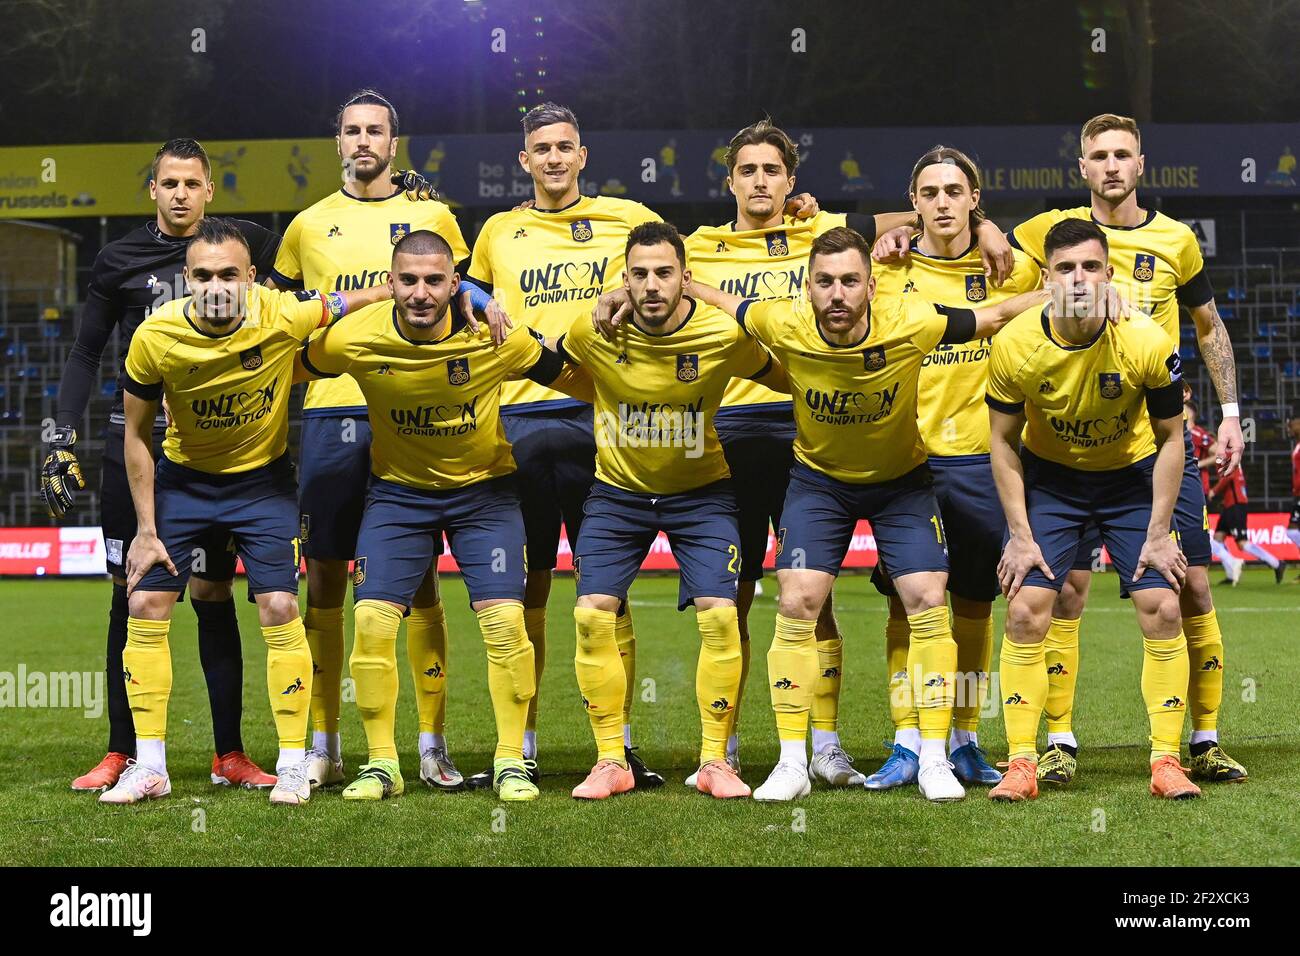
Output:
[391,169,439,202]
[40,425,85,520]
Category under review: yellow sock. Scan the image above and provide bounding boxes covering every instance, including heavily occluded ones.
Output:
[885,616,917,731]
[696,606,743,763]
[811,637,842,732]
[406,602,448,735]
[1044,616,1081,735]
[735,635,751,727]
[479,603,535,761]
[769,614,818,742]
[124,617,173,740]
[1143,632,1189,762]
[906,606,956,740]
[304,605,344,735]
[1000,637,1047,761]
[263,617,314,751]
[349,600,401,760]
[523,607,547,733]
[615,607,636,725]
[1183,611,1223,733]
[952,614,993,733]
[574,607,625,764]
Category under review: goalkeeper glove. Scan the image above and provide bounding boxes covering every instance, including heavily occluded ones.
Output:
[391,169,439,202]
[41,425,85,520]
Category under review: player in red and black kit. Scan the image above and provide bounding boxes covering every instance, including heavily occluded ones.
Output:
[41,139,282,793]
[1287,416,1300,574]
[1185,392,1244,583]
[1208,456,1288,585]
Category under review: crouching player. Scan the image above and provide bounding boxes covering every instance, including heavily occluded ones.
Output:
[986,219,1198,801]
[108,218,386,806]
[297,230,581,802]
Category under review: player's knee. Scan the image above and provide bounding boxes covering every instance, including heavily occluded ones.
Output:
[777,588,821,620]
[306,559,350,607]
[1053,576,1088,618]
[1179,568,1214,616]
[1005,597,1049,642]
[128,589,173,621]
[188,577,233,602]
[256,591,300,627]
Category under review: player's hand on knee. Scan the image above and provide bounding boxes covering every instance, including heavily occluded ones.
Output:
[126,532,176,595]
[999,534,1052,601]
[871,226,913,265]
[785,193,819,219]
[39,426,85,520]
[591,289,632,341]
[390,169,438,202]
[1135,534,1187,590]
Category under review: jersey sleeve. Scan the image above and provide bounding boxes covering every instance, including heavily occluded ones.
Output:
[1009,251,1044,294]
[466,215,496,286]
[1141,327,1185,419]
[735,298,781,346]
[275,289,329,339]
[909,298,954,352]
[627,202,663,227]
[985,333,1026,414]
[811,211,849,238]
[500,323,545,378]
[56,251,127,426]
[1009,209,1067,266]
[270,212,305,287]
[556,313,592,365]
[300,321,352,379]
[122,328,164,399]
[240,220,283,278]
[1173,230,1214,308]
[433,204,471,265]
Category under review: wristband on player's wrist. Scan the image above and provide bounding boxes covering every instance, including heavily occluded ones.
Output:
[1221,402,1240,419]
[48,425,77,449]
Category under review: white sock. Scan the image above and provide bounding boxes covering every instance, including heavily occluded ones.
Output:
[919,738,947,764]
[1190,729,1219,745]
[623,724,632,748]
[419,732,446,753]
[313,731,341,761]
[522,730,537,760]
[1210,537,1233,563]
[1244,541,1280,569]
[811,729,840,754]
[779,739,808,766]
[949,728,977,750]
[277,747,305,773]
[726,734,739,759]
[1286,528,1300,549]
[895,728,922,754]
[1048,731,1078,749]
[137,738,166,774]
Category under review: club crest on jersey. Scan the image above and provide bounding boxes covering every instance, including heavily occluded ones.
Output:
[1099,372,1123,400]
[240,345,263,370]
[571,219,594,243]
[1133,253,1156,282]
[965,274,988,302]
[353,556,367,587]
[447,358,471,386]
[766,231,789,257]
[299,514,311,544]
[863,347,887,371]
[676,353,699,382]
[390,223,410,245]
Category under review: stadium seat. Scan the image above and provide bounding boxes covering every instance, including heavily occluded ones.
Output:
[1254,345,1272,359]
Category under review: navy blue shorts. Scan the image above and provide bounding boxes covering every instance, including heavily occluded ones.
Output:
[137,455,300,595]
[100,422,236,582]
[502,405,596,571]
[298,414,372,561]
[575,479,741,610]
[717,404,796,582]
[778,462,948,581]
[353,474,526,608]
[1016,449,1175,594]
[873,454,1004,602]
[1071,433,1212,574]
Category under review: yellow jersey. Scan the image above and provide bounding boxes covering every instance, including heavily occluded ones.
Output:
[740,295,971,484]
[559,297,773,495]
[1011,206,1212,340]
[873,238,1041,456]
[302,302,553,490]
[685,210,861,412]
[467,195,661,411]
[124,285,330,474]
[273,187,469,415]
[986,306,1184,471]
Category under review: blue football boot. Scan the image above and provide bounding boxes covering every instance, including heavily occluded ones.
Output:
[863,744,919,790]
[949,742,1003,785]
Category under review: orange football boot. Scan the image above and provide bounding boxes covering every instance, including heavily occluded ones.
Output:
[695,759,751,798]
[572,759,635,800]
[988,757,1039,802]
[72,752,130,792]
[211,751,278,789]
[1150,756,1202,799]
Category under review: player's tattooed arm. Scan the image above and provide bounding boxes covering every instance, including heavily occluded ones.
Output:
[1138,413,1190,589]
[988,406,1053,600]
[122,391,177,593]
[1189,298,1244,476]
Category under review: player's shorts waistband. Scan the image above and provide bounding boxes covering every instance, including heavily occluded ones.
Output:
[791,459,932,493]
[927,453,993,468]
[590,476,734,505]
[501,399,591,418]
[158,452,294,486]
[368,471,518,500]
[714,401,794,422]
[301,406,368,420]
[1020,447,1157,481]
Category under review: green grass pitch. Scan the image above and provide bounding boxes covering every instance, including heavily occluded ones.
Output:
[2,570,1297,866]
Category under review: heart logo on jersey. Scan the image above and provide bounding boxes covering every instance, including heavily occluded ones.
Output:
[759,271,787,300]
[561,261,595,288]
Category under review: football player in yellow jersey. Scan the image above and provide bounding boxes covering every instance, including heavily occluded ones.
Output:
[103,218,386,807]
[865,147,1041,792]
[557,223,789,800]
[986,218,1200,802]
[688,227,1046,802]
[268,90,480,793]
[676,121,1014,789]
[297,230,580,802]
[1005,116,1246,786]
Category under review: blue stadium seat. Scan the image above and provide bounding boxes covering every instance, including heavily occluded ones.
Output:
[1178,345,1197,361]
[41,323,61,339]
[1258,323,1274,337]
[1253,345,1272,359]
[1287,304,1300,319]
[1226,287,1246,302]
[101,381,116,396]
[1284,362,1299,378]
[43,384,58,397]
[1219,307,1235,320]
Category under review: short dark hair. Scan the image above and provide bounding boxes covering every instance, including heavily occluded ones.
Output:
[337,88,399,137]
[190,217,250,256]
[522,101,579,138]
[625,221,686,269]
[1043,218,1109,262]
[393,229,454,261]
[809,226,872,271]
[725,118,799,175]
[151,138,211,182]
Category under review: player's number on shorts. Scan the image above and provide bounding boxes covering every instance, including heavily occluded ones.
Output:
[726,544,740,575]
[292,536,301,567]
[930,515,942,543]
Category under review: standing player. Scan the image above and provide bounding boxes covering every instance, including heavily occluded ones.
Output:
[986,219,1198,802]
[103,218,386,805]
[43,139,281,793]
[1289,417,1300,567]
[1186,393,1244,584]
[296,231,582,802]
[688,227,1046,802]
[864,146,1042,791]
[1208,457,1287,584]
[558,223,790,800]
[268,90,472,792]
